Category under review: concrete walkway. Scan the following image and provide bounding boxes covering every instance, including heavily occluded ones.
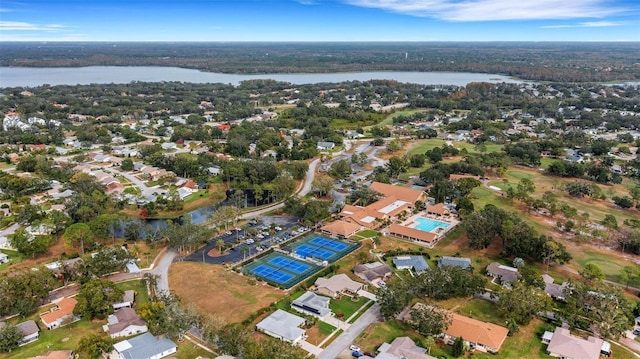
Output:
[298,340,323,357]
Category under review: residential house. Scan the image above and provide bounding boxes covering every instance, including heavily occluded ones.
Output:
[291,291,331,318]
[28,350,73,359]
[385,224,437,247]
[393,256,429,273]
[40,297,78,330]
[207,166,221,176]
[353,262,392,287]
[0,236,15,250]
[376,336,437,359]
[26,223,54,237]
[112,332,177,359]
[314,273,364,298]
[486,262,521,286]
[542,327,610,359]
[437,256,472,270]
[0,320,40,346]
[319,220,362,239]
[316,142,335,151]
[16,320,40,345]
[542,274,569,301]
[104,307,148,338]
[0,251,8,264]
[177,187,193,200]
[160,142,177,150]
[113,290,136,310]
[256,309,307,344]
[442,312,509,353]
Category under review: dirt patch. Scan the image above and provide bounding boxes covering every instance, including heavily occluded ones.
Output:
[206,248,227,257]
[168,261,283,323]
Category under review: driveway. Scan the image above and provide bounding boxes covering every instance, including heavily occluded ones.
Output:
[317,303,381,359]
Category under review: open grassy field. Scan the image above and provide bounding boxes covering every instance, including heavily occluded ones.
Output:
[168,261,283,323]
[407,138,504,156]
[0,318,104,359]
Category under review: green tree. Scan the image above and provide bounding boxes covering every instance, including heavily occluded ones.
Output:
[8,228,48,258]
[409,305,452,337]
[64,223,94,255]
[311,176,334,197]
[496,284,550,325]
[619,266,640,289]
[120,158,134,171]
[580,263,605,282]
[74,279,124,320]
[217,323,251,356]
[328,159,352,179]
[452,336,464,357]
[75,333,113,359]
[378,281,412,320]
[0,324,22,353]
[601,214,618,230]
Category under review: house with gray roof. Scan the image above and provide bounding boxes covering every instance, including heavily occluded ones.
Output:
[291,291,331,318]
[376,336,437,359]
[542,274,569,301]
[256,309,306,344]
[437,256,472,270]
[112,332,176,359]
[354,262,393,287]
[393,256,429,273]
[0,320,40,346]
[317,141,335,151]
[486,262,520,285]
[0,251,9,264]
[104,307,148,339]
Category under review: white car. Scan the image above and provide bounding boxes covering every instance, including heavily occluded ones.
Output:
[256,234,264,239]
[350,345,361,352]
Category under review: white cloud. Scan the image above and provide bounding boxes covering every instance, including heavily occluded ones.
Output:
[342,0,626,21]
[541,21,626,28]
[0,21,68,32]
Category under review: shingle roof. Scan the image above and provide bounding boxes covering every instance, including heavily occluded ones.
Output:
[108,308,146,334]
[320,220,361,238]
[486,262,520,283]
[315,273,362,294]
[369,182,424,203]
[292,292,331,317]
[16,320,39,336]
[256,309,306,342]
[393,256,430,272]
[547,327,603,359]
[437,256,471,269]
[354,262,392,282]
[113,332,176,359]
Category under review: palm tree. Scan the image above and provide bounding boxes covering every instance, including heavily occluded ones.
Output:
[217,239,225,254]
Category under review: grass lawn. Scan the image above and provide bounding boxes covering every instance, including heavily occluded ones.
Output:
[115,279,150,305]
[168,261,283,323]
[174,341,214,359]
[570,247,640,287]
[0,318,105,359]
[454,298,501,326]
[355,320,417,353]
[0,249,24,271]
[356,230,379,238]
[471,320,552,359]
[330,296,368,320]
[407,138,504,156]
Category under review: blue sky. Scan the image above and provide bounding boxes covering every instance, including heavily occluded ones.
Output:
[1,0,638,41]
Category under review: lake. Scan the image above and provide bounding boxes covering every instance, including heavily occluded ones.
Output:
[0,66,523,88]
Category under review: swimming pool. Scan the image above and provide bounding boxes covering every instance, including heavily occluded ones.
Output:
[413,217,450,232]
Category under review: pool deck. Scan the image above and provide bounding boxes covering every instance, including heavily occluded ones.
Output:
[393,211,460,247]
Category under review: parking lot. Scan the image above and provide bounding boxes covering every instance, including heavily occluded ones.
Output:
[183,216,301,264]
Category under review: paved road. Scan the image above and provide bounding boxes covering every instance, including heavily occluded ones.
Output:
[317,303,382,359]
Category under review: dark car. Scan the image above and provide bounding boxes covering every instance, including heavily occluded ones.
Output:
[362,351,376,358]
[633,328,640,335]
[351,351,363,358]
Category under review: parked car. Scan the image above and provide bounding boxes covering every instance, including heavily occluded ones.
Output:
[350,345,361,352]
[362,351,375,358]
[351,351,363,358]
[633,328,640,335]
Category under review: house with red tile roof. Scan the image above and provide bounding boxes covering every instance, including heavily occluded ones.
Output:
[40,298,78,330]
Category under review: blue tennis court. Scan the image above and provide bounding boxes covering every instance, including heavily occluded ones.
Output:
[310,236,349,251]
[295,244,335,260]
[250,264,295,284]
[268,256,311,274]
[242,252,322,289]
